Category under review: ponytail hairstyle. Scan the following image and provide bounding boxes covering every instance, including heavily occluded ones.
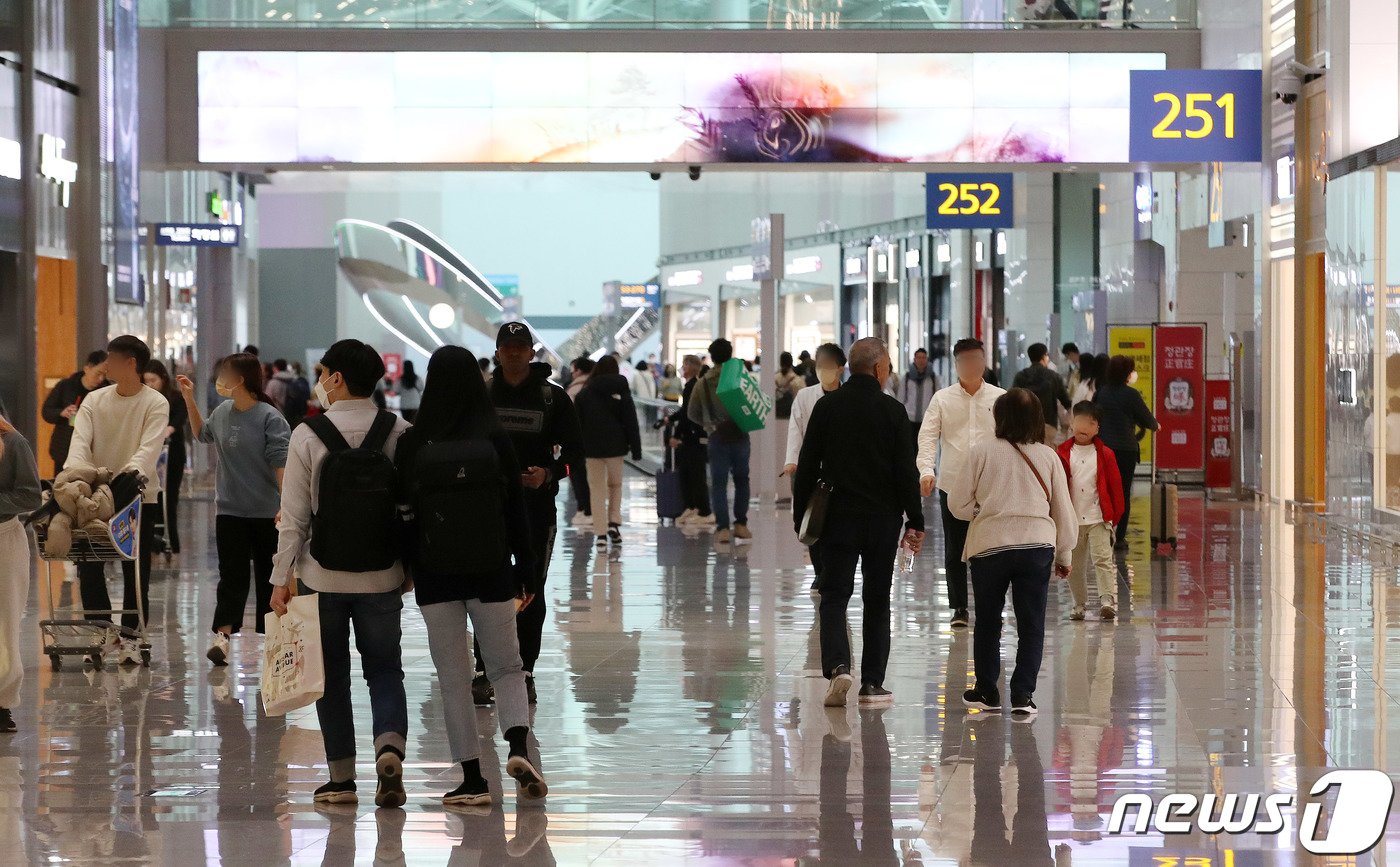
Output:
[219,352,275,405]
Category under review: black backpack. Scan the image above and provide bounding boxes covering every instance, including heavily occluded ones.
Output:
[306,411,400,572]
[411,438,509,574]
[283,377,311,420]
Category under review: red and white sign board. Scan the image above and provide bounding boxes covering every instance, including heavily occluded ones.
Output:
[381,352,403,381]
[1205,378,1232,489]
[1153,324,1206,471]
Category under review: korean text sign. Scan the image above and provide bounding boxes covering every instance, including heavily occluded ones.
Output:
[1129,69,1263,162]
[1155,324,1207,471]
[1205,378,1232,488]
[1108,325,1154,463]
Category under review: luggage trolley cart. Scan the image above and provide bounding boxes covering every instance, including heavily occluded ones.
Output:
[31,496,151,669]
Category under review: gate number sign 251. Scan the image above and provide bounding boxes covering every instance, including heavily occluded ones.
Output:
[1129,69,1263,163]
[925,173,1014,230]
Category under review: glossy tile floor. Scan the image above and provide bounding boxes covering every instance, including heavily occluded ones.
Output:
[5,473,1400,865]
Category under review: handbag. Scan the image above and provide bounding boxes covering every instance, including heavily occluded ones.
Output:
[798,480,834,546]
[260,577,325,716]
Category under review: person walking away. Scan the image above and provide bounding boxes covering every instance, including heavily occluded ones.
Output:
[894,348,938,442]
[177,354,291,666]
[659,364,683,402]
[773,352,804,421]
[1062,343,1082,395]
[783,342,846,594]
[143,361,187,557]
[280,362,312,428]
[1012,343,1072,446]
[0,418,41,733]
[1056,401,1125,621]
[796,350,819,387]
[949,388,1077,718]
[916,339,1005,629]
[394,345,547,806]
[630,361,657,402]
[564,357,594,528]
[41,350,108,475]
[1070,353,1102,405]
[1092,355,1159,551]
[481,322,583,705]
[269,339,412,807]
[670,355,713,527]
[67,336,169,666]
[396,360,422,423]
[686,339,753,544]
[265,359,295,411]
[793,337,925,708]
[575,356,643,550]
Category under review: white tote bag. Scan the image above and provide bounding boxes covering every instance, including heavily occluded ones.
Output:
[260,591,324,716]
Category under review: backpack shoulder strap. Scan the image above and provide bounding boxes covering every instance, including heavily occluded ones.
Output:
[363,410,398,454]
[306,414,352,453]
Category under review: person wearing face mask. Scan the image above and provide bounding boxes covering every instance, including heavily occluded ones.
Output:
[1092,355,1159,551]
[177,353,291,667]
[783,342,847,594]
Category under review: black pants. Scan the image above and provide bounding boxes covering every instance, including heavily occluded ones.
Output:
[809,542,826,592]
[78,502,156,631]
[675,442,711,515]
[571,460,590,516]
[212,515,278,634]
[970,546,1052,699]
[161,450,185,554]
[818,710,897,865]
[476,492,556,674]
[1113,450,1138,547]
[971,714,1053,866]
[817,512,902,687]
[938,490,970,611]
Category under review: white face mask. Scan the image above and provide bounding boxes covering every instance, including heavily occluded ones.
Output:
[314,377,332,406]
[1128,370,1139,385]
[817,367,841,389]
[214,381,235,398]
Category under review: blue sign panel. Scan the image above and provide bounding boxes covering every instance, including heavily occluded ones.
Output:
[1129,69,1263,162]
[925,173,1014,230]
[155,223,241,247]
[619,283,660,310]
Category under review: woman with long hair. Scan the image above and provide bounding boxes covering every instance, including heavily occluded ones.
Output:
[575,354,642,550]
[1092,355,1159,550]
[774,351,804,420]
[176,353,291,667]
[948,388,1078,718]
[395,345,547,806]
[396,359,422,423]
[143,359,188,557]
[0,414,41,733]
[1070,353,1102,405]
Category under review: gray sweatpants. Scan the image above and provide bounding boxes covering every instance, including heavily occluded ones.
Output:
[420,598,529,763]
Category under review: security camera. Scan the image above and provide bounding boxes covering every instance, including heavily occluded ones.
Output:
[1274,70,1300,104]
[1286,59,1327,82]
[649,171,661,181]
[688,165,702,181]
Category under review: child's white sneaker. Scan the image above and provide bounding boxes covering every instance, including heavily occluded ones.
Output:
[1069,604,1086,621]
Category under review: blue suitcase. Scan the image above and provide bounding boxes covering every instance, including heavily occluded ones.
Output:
[656,447,685,521]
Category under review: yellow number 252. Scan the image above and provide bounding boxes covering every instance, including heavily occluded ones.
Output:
[938,182,1002,216]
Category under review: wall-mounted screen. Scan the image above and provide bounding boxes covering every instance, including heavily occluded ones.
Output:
[197,50,1166,166]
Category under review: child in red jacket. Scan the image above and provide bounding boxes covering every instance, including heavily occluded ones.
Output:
[1056,402,1126,621]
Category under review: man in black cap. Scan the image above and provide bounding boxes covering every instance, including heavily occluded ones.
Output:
[474,322,583,706]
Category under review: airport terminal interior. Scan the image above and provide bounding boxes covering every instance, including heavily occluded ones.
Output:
[2,0,1400,864]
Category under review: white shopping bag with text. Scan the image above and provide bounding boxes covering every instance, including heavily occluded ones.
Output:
[260,592,324,716]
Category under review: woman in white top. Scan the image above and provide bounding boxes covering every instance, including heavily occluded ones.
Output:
[630,361,657,401]
[396,360,422,423]
[947,387,1078,719]
[782,343,846,593]
[1069,353,1102,406]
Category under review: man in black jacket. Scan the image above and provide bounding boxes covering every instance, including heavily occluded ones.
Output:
[41,350,109,473]
[794,337,925,709]
[477,322,583,705]
[1012,343,1071,445]
[668,354,712,525]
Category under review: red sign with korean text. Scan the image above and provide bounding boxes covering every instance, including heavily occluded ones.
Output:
[1205,378,1232,488]
[381,352,403,381]
[1154,324,1206,471]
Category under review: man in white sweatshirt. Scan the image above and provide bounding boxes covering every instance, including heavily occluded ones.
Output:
[67,335,169,667]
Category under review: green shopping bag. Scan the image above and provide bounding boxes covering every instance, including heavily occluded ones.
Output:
[716,358,773,433]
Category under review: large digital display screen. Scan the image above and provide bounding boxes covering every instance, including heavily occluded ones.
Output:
[198,50,1165,165]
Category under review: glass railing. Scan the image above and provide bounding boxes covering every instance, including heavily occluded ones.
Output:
[143,0,1196,29]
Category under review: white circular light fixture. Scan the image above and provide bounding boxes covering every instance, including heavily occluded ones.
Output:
[428,302,455,329]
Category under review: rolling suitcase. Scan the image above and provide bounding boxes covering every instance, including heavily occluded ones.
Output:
[1151,480,1179,557]
[656,446,685,522]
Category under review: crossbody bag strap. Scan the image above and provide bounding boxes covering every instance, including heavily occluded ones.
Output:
[1012,444,1051,504]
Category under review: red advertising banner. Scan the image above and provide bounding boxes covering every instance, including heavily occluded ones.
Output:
[381,352,403,381]
[1205,378,1232,488]
[1153,324,1206,471]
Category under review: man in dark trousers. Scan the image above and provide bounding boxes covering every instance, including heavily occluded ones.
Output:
[1012,342,1071,445]
[668,354,713,526]
[794,337,925,710]
[41,349,109,473]
[475,322,583,706]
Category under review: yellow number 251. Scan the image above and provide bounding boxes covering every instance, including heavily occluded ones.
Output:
[938,182,1002,216]
[1152,92,1236,140]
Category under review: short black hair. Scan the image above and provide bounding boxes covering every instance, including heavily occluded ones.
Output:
[243,345,259,356]
[913,347,928,356]
[709,338,734,364]
[993,388,1045,445]
[1062,342,1080,355]
[953,338,985,357]
[106,335,151,372]
[272,358,289,371]
[84,350,108,368]
[1072,400,1103,423]
[815,342,846,366]
[1105,355,1135,386]
[572,356,595,374]
[1027,343,1049,364]
[319,339,385,397]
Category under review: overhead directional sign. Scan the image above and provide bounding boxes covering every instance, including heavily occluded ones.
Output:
[155,223,241,247]
[1129,69,1263,162]
[925,173,1014,230]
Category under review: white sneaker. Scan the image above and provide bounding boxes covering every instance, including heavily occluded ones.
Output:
[571,512,593,528]
[207,633,230,666]
[118,639,142,667]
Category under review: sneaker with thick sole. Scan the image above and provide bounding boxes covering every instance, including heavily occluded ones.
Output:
[858,684,894,706]
[594,534,608,549]
[1011,696,1039,720]
[607,526,622,547]
[506,755,549,800]
[571,511,593,528]
[951,609,970,628]
[118,639,142,667]
[472,673,495,706]
[0,708,14,733]
[715,528,731,544]
[207,633,230,666]
[962,688,1002,711]
[733,523,753,541]
[443,778,492,807]
[1069,605,1086,621]
[824,666,854,707]
[1099,596,1118,621]
[375,748,406,808]
[313,780,359,804]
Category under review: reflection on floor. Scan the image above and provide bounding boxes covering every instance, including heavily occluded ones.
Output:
[3,474,1398,864]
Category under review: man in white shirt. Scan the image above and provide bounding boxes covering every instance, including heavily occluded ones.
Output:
[916,338,1006,628]
[782,342,846,594]
[268,339,412,809]
[68,335,169,666]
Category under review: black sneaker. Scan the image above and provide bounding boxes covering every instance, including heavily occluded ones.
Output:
[506,754,549,800]
[594,534,608,549]
[858,684,894,706]
[375,747,406,809]
[0,708,15,733]
[525,674,538,705]
[443,777,491,807]
[951,608,970,628]
[824,665,854,707]
[1011,696,1038,720]
[472,673,495,706]
[607,525,622,546]
[313,779,358,804]
[962,688,1001,711]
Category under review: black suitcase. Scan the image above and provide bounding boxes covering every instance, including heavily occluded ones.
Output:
[1151,481,1179,557]
[656,446,684,522]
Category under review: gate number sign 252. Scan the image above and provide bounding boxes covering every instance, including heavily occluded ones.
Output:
[1129,69,1263,163]
[925,173,1014,230]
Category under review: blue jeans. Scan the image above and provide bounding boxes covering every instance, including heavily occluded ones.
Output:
[969,546,1053,699]
[315,590,408,767]
[707,437,751,530]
